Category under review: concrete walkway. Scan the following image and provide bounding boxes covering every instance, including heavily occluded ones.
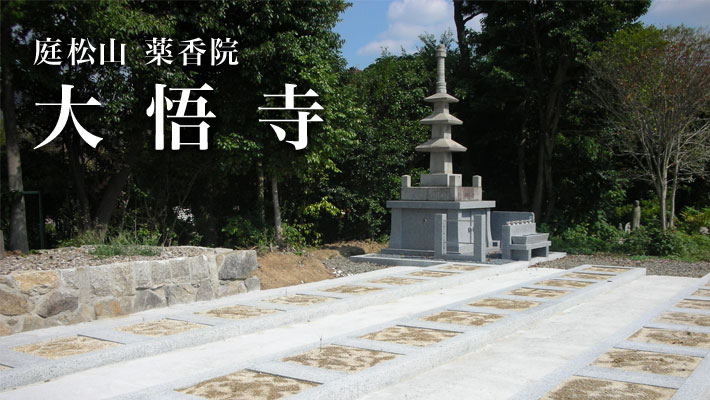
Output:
[0,256,707,400]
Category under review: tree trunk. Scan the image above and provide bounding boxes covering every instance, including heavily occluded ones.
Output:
[532,140,545,219]
[271,172,283,248]
[669,160,680,229]
[2,24,29,253]
[257,161,266,228]
[95,166,131,227]
[66,134,92,230]
[517,128,529,207]
[655,176,668,232]
[543,149,555,221]
[453,0,471,75]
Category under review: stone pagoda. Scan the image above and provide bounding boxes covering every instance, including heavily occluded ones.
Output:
[383,44,495,260]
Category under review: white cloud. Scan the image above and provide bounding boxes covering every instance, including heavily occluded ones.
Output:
[388,0,450,24]
[641,0,710,28]
[357,0,460,56]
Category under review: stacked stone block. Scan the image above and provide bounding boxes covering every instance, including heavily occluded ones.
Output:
[0,250,260,336]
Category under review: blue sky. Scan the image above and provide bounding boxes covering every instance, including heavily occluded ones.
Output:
[334,0,710,69]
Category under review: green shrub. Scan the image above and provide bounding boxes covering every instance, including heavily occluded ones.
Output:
[551,225,608,254]
[679,207,710,234]
[222,216,270,248]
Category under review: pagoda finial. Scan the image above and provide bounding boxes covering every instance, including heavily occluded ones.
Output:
[436,44,446,94]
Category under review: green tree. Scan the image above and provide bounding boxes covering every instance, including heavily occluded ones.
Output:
[3,0,183,238]
[588,26,710,231]
[213,0,356,247]
[455,1,649,221]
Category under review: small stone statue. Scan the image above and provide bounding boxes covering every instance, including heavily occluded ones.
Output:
[632,200,641,231]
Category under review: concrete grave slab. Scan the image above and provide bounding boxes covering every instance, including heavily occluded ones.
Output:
[506,287,570,299]
[407,270,456,278]
[562,272,612,281]
[675,299,710,310]
[590,348,702,377]
[439,265,483,271]
[282,345,399,373]
[423,311,503,327]
[534,279,595,288]
[541,376,675,400]
[366,277,424,286]
[655,312,710,327]
[361,325,460,347]
[627,327,710,349]
[584,266,634,274]
[13,336,120,359]
[117,319,208,337]
[199,305,281,320]
[176,369,318,400]
[265,294,338,306]
[467,297,541,311]
[322,285,383,295]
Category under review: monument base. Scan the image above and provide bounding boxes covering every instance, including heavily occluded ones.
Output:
[385,200,495,257]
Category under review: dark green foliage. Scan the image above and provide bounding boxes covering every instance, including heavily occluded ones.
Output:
[2,0,709,259]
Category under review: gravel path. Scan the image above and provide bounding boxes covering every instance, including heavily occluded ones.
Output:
[0,246,225,275]
[322,257,388,278]
[535,254,710,278]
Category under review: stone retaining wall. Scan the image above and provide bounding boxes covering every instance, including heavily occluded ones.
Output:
[0,250,260,336]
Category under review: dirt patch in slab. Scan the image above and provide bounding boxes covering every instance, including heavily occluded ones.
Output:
[254,241,388,288]
[407,270,457,278]
[200,305,281,320]
[535,279,595,288]
[117,319,208,337]
[177,369,318,400]
[468,298,541,310]
[656,312,710,327]
[440,265,483,271]
[361,325,460,347]
[255,252,334,290]
[424,311,504,326]
[562,272,610,281]
[584,266,631,274]
[368,277,424,286]
[542,376,675,400]
[628,327,710,349]
[13,336,120,359]
[0,365,11,371]
[507,288,570,299]
[675,299,710,310]
[283,345,398,372]
[312,240,387,258]
[322,285,383,295]
[693,289,710,297]
[591,348,702,377]
[265,294,337,306]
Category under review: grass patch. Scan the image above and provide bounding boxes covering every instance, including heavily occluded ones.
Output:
[90,244,160,259]
[61,229,162,259]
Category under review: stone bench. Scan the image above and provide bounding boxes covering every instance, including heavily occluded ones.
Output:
[491,211,551,261]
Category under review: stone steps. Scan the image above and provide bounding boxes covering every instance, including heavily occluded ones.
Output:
[0,255,561,391]
[3,261,705,400]
[510,272,710,400]
[107,264,645,400]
